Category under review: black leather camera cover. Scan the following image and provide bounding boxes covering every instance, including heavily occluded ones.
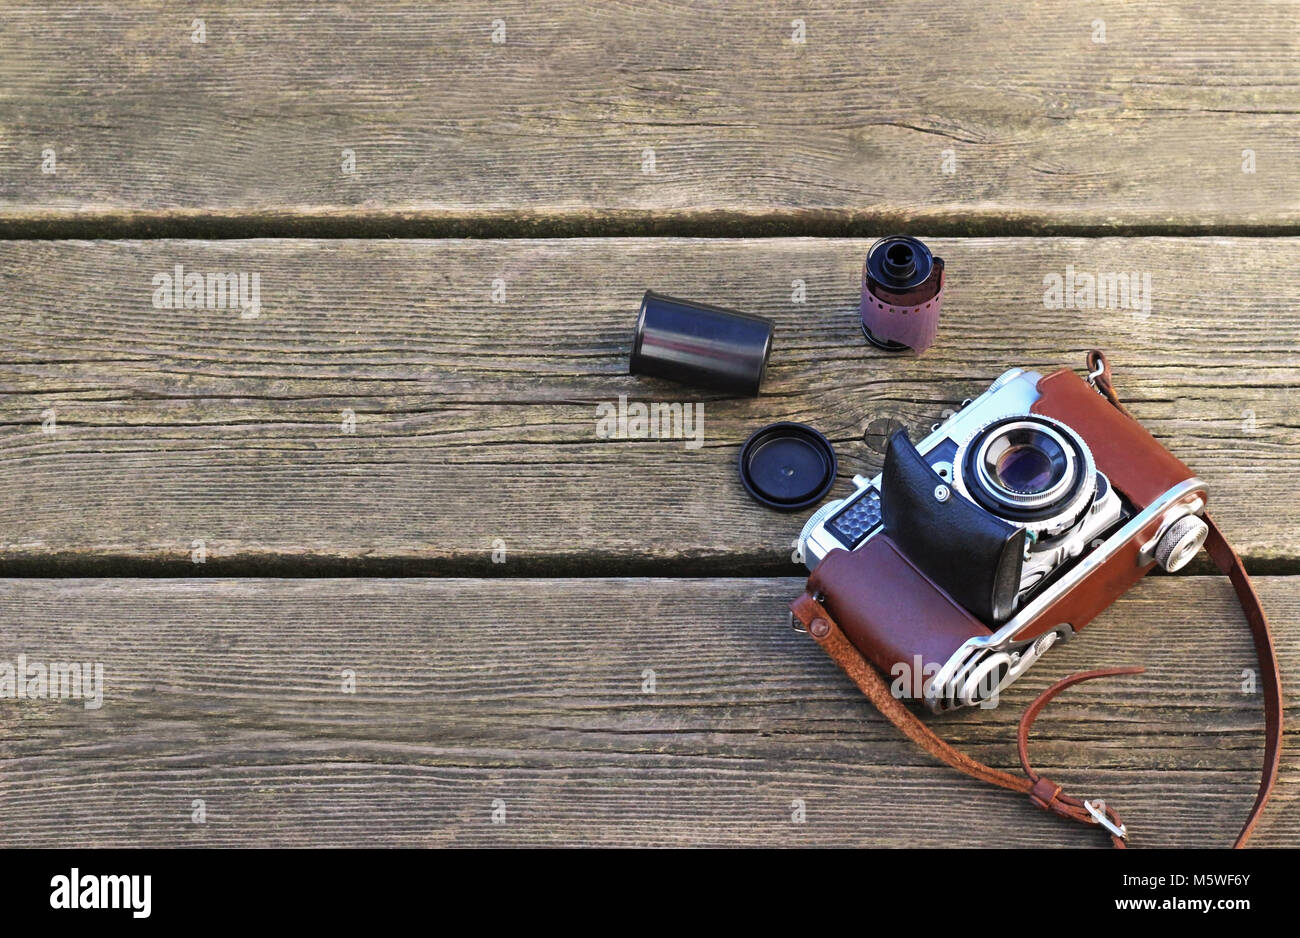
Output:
[880,430,1025,624]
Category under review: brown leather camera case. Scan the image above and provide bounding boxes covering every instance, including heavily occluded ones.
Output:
[816,366,1201,678]
[790,355,1282,847]
[807,537,990,681]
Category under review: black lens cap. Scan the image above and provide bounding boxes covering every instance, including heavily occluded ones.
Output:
[738,422,837,511]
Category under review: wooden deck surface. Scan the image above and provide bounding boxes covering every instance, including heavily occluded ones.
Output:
[0,1,1296,847]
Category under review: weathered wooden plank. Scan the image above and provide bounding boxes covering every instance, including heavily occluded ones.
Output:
[0,575,1293,847]
[1,237,1296,572]
[2,2,1298,232]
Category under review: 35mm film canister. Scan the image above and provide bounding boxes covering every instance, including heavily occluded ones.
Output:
[629,291,774,396]
[861,236,945,354]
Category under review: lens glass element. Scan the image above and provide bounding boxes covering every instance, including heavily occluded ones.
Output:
[973,420,1075,508]
[995,444,1056,494]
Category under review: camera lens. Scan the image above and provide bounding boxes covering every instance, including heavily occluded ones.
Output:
[984,428,1069,498]
[995,445,1054,493]
[975,422,1074,509]
[957,416,1094,524]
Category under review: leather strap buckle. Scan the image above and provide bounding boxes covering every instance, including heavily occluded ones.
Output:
[1085,800,1128,841]
[1086,356,1106,389]
[789,591,824,632]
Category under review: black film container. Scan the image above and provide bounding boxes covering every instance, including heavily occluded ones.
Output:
[629,291,774,397]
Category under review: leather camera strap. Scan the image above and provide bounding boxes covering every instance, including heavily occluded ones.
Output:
[792,352,1283,847]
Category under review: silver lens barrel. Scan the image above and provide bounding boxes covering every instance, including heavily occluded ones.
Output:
[953,413,1098,538]
[973,420,1077,511]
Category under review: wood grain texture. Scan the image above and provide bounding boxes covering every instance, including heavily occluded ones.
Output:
[1,236,1297,573]
[0,575,1293,847]
[1,1,1298,233]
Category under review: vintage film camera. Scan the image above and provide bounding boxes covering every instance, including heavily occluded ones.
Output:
[797,362,1210,710]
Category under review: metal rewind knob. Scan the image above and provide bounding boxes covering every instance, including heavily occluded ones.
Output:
[1154,514,1209,572]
